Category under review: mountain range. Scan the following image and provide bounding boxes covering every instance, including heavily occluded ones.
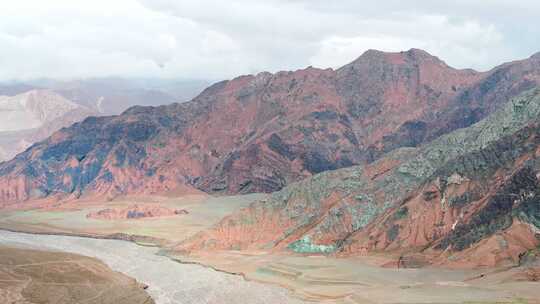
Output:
[2,49,540,201]
[0,49,539,267]
[0,78,210,115]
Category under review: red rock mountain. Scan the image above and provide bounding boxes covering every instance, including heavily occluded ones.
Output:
[177,88,540,268]
[1,49,540,204]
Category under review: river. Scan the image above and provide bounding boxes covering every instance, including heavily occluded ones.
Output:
[0,230,306,304]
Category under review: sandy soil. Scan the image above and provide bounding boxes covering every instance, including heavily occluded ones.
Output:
[173,250,540,303]
[0,245,153,304]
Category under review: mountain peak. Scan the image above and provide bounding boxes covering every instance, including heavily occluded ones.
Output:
[345,48,445,69]
[530,51,540,60]
[405,48,434,58]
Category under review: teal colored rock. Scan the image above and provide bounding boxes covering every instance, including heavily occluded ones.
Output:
[287,236,336,254]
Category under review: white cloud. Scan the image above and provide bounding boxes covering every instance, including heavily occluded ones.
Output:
[310,15,508,71]
[0,0,537,80]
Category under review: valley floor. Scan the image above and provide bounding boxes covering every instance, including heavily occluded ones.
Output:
[174,250,540,303]
[0,194,539,304]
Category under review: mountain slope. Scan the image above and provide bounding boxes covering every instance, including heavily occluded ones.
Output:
[1,50,540,203]
[176,88,540,267]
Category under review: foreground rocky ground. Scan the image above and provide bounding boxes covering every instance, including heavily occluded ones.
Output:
[0,245,153,304]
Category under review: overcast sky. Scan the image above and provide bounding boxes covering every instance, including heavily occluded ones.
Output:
[0,0,538,81]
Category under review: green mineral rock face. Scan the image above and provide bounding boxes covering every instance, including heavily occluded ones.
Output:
[398,88,540,181]
[287,236,336,253]
[349,195,386,230]
[267,89,540,253]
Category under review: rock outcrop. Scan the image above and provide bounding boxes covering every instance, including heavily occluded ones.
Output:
[2,49,540,203]
[87,204,188,220]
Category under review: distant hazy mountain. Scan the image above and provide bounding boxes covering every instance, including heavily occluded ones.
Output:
[0,90,81,132]
[0,83,38,96]
[25,78,211,114]
[0,90,97,162]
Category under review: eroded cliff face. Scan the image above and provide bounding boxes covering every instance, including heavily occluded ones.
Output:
[176,89,540,267]
[2,49,540,204]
